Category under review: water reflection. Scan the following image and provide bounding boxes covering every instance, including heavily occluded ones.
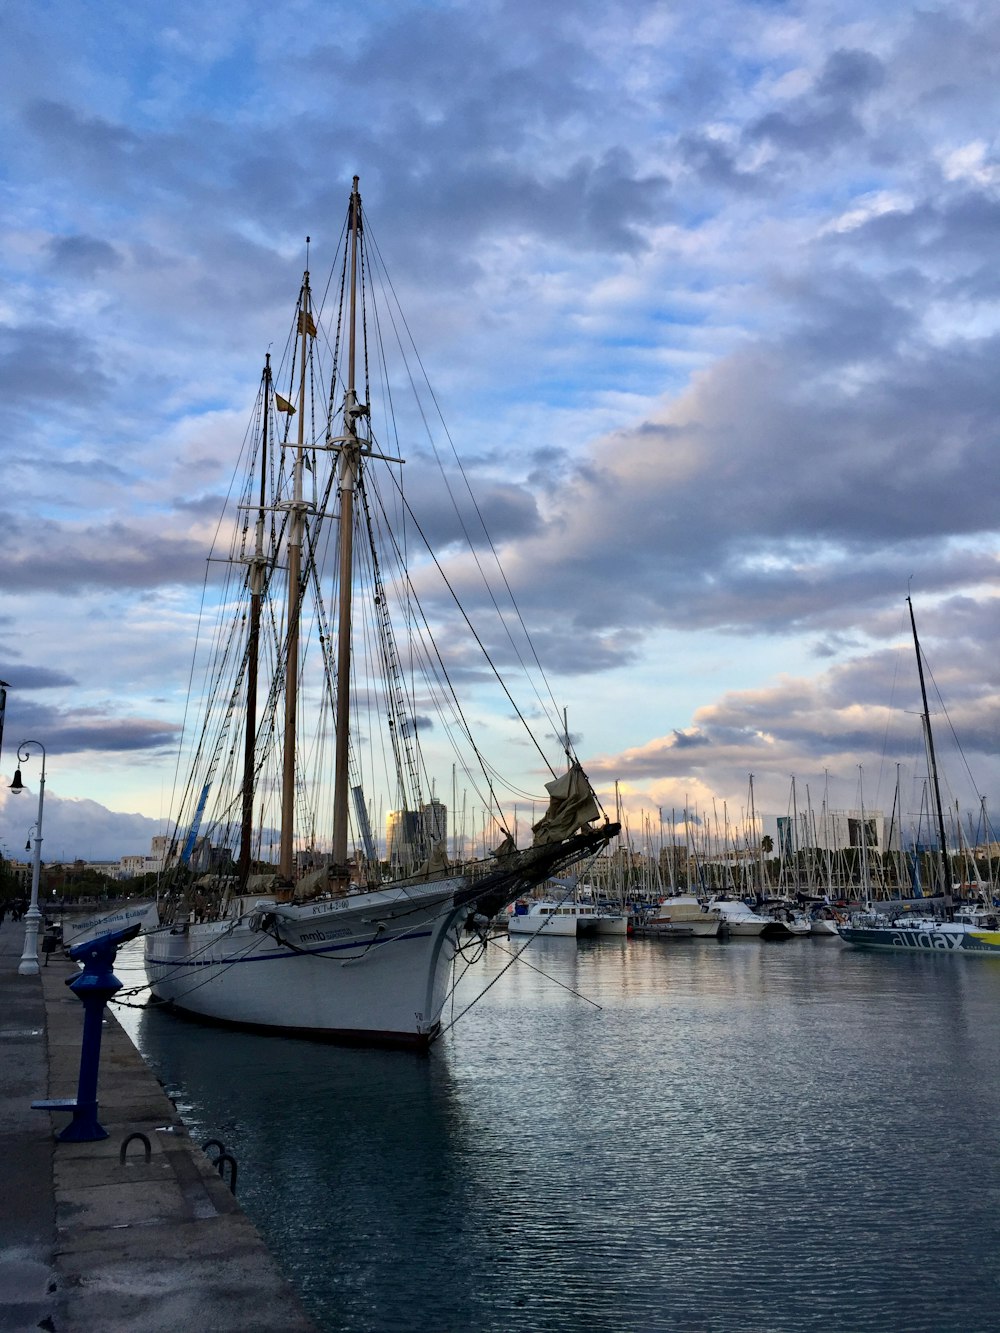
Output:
[113,936,1000,1332]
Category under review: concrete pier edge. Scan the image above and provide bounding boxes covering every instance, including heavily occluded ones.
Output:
[0,921,317,1332]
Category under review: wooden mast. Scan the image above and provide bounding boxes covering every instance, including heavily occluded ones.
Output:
[907,595,953,919]
[238,354,271,888]
[279,261,313,882]
[332,177,365,873]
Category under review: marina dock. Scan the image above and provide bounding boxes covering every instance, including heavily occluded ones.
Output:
[0,920,317,1332]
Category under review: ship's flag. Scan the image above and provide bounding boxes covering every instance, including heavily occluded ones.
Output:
[298,311,317,338]
[274,393,296,414]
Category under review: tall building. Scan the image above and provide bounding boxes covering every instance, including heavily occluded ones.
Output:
[386,800,448,869]
[776,810,898,856]
[150,834,172,864]
[386,809,423,869]
[421,799,447,848]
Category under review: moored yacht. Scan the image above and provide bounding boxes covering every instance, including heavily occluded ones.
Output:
[507,898,627,937]
[705,897,770,937]
[838,909,1000,955]
[639,894,722,938]
[838,598,1000,962]
[756,900,812,937]
[808,906,844,936]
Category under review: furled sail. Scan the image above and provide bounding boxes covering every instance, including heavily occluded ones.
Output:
[414,841,450,880]
[531,762,601,846]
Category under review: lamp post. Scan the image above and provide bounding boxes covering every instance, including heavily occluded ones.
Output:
[0,680,9,764]
[11,740,46,977]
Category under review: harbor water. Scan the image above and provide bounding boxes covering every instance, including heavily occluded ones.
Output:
[114,934,1000,1332]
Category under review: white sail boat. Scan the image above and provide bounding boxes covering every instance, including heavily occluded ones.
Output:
[838,596,1000,957]
[143,178,620,1046]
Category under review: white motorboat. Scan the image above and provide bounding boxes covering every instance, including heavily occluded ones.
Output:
[757,902,812,937]
[507,898,627,937]
[808,906,844,936]
[705,897,770,937]
[640,894,721,938]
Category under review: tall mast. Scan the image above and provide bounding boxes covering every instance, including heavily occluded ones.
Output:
[332,177,365,872]
[887,764,902,893]
[804,784,816,895]
[858,765,870,902]
[790,775,800,898]
[674,805,682,890]
[279,260,313,881]
[907,595,953,919]
[982,797,997,898]
[239,355,271,888]
[750,774,765,899]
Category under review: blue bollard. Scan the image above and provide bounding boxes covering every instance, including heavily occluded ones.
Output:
[43,922,142,1142]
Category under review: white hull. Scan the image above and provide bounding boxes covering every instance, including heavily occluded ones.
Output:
[680,917,720,938]
[593,914,629,936]
[810,917,841,936]
[638,917,720,938]
[508,908,576,936]
[145,879,469,1047]
[771,915,812,937]
[507,899,627,938]
[707,899,768,937]
[646,895,721,938]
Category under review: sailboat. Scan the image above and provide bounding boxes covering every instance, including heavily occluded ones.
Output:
[838,596,1000,957]
[143,178,620,1046]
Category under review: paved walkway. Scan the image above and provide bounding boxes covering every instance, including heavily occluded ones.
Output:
[0,918,317,1332]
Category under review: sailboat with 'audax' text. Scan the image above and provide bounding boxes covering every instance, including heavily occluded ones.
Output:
[838,596,1000,957]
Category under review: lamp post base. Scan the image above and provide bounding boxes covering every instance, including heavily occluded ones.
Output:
[57,1104,109,1143]
[18,904,42,976]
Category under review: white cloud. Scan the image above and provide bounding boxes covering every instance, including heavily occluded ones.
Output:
[0,0,998,846]
[939,140,1000,187]
[821,189,912,234]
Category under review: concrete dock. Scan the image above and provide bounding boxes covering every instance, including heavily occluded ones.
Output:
[0,919,317,1332]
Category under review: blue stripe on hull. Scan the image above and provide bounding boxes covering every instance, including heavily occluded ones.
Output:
[146,927,433,968]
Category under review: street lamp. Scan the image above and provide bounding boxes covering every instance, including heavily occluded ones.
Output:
[10,741,46,977]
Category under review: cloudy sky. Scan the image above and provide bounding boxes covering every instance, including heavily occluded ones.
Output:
[1,0,998,863]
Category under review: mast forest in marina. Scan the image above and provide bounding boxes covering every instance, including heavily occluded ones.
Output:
[143,178,619,1046]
